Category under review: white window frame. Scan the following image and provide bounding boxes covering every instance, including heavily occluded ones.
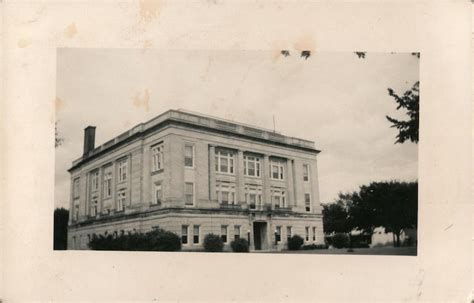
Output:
[216,182,236,205]
[271,188,286,208]
[91,171,99,191]
[73,178,80,199]
[193,225,200,244]
[117,189,126,212]
[90,197,98,217]
[270,160,285,180]
[304,193,311,212]
[221,225,228,243]
[305,226,310,242]
[303,164,310,182]
[286,226,292,241]
[118,159,128,182]
[74,204,79,221]
[152,182,162,205]
[215,150,235,174]
[151,143,164,172]
[181,225,189,245]
[312,226,317,242]
[275,226,282,243]
[184,144,194,168]
[234,225,241,241]
[245,184,263,209]
[184,182,194,206]
[103,172,112,198]
[244,155,261,177]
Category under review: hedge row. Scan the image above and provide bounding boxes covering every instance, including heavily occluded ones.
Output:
[88,228,181,251]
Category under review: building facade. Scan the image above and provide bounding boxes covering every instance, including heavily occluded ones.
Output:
[67,110,324,251]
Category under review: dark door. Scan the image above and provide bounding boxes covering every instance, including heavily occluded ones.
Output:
[253,222,263,250]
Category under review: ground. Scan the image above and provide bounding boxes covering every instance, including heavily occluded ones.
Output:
[274,246,417,256]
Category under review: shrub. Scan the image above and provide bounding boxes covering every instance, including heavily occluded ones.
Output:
[230,238,249,252]
[302,244,328,250]
[287,235,304,250]
[203,234,224,252]
[331,233,350,248]
[88,228,181,251]
[147,229,182,251]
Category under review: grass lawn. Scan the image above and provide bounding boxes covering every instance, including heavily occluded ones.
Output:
[276,246,417,256]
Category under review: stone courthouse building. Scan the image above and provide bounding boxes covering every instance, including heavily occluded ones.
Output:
[67,109,324,251]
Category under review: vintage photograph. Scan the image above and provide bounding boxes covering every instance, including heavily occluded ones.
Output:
[54,49,419,255]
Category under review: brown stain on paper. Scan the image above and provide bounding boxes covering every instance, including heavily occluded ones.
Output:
[64,23,77,38]
[55,97,65,112]
[139,0,162,24]
[17,38,31,48]
[293,35,316,52]
[132,89,150,112]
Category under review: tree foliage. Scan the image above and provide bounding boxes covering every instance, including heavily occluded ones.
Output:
[322,196,352,234]
[323,181,418,247]
[54,208,69,250]
[386,82,419,144]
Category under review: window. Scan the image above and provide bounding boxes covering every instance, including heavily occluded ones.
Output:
[275,226,282,243]
[152,144,164,172]
[181,225,188,244]
[216,182,236,205]
[184,145,194,168]
[152,183,162,205]
[305,193,311,212]
[245,185,262,209]
[286,226,292,242]
[234,225,240,241]
[221,225,228,243]
[117,189,126,212]
[73,178,80,198]
[244,155,261,177]
[74,204,79,221]
[103,173,112,198]
[270,160,284,180]
[312,227,317,241]
[305,226,310,241]
[185,182,194,206]
[90,198,98,217]
[118,159,128,182]
[303,164,310,182]
[91,171,99,191]
[215,150,234,174]
[193,225,200,244]
[271,189,286,208]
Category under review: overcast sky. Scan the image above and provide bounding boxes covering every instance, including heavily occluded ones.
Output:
[55,49,418,209]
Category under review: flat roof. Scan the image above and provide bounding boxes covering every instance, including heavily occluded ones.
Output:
[69,109,320,171]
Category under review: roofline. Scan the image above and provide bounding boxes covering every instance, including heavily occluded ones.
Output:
[69,110,321,172]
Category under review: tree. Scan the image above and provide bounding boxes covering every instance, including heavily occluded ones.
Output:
[348,181,418,247]
[386,82,419,144]
[54,208,69,250]
[322,194,352,234]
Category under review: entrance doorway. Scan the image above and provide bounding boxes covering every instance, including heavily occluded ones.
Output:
[253,222,267,250]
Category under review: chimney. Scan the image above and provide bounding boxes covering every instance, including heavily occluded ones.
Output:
[83,126,96,156]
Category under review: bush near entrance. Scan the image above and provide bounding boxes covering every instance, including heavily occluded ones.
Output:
[88,228,181,251]
[331,233,350,248]
[203,234,224,252]
[230,238,249,252]
[287,235,304,250]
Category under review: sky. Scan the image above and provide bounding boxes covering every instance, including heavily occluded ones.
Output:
[55,49,419,209]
